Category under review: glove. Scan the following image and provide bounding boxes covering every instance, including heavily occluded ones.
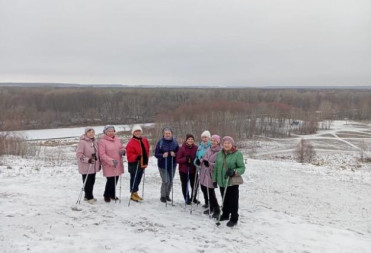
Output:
[213,182,218,188]
[203,160,209,167]
[226,168,235,177]
[136,155,141,161]
[120,150,126,156]
[91,153,97,160]
[170,151,176,157]
[163,152,169,158]
[195,159,201,166]
[112,160,118,167]
[88,158,95,164]
[186,156,192,164]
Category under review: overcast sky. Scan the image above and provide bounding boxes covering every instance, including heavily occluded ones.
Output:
[0,0,370,86]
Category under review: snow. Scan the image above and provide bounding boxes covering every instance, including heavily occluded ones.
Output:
[1,120,371,252]
[5,123,154,140]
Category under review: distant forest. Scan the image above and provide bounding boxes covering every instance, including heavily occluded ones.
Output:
[1,87,370,138]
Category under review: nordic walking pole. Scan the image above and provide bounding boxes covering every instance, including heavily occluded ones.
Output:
[216,176,230,226]
[128,162,140,207]
[72,163,93,211]
[206,169,211,218]
[190,167,200,214]
[114,164,117,203]
[196,171,201,206]
[165,156,168,208]
[185,163,190,209]
[119,173,122,204]
[171,157,174,206]
[142,170,145,200]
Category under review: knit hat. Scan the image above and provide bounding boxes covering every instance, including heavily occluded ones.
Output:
[201,130,211,139]
[186,133,195,140]
[85,127,94,134]
[162,127,173,135]
[211,134,221,144]
[103,125,115,134]
[222,136,235,146]
[131,124,143,134]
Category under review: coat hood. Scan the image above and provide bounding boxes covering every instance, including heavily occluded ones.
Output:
[80,134,95,142]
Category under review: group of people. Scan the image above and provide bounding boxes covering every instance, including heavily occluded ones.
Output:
[76,125,245,227]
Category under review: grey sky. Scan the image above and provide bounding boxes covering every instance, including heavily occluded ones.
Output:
[0,0,370,86]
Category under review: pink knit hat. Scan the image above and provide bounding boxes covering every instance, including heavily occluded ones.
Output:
[211,134,221,144]
[222,136,235,146]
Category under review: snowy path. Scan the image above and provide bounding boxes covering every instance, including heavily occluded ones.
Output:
[254,121,371,158]
[1,155,371,252]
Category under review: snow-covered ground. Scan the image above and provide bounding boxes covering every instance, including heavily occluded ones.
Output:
[1,121,371,252]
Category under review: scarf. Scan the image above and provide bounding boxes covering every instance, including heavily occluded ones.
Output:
[133,136,149,167]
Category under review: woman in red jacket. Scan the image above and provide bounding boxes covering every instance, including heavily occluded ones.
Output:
[126,125,150,202]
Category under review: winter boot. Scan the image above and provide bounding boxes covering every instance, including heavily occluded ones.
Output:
[226,220,238,227]
[202,203,209,209]
[131,193,141,202]
[160,197,167,203]
[111,197,119,201]
[104,196,111,203]
[133,192,143,201]
[85,198,97,202]
[87,199,96,204]
[166,196,171,202]
[212,211,220,219]
[212,207,220,219]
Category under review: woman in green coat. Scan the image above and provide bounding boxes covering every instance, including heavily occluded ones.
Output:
[213,136,245,227]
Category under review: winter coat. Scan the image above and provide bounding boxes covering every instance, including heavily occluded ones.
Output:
[176,142,198,174]
[126,136,150,168]
[155,137,179,170]
[98,134,125,177]
[76,134,101,174]
[213,148,245,187]
[194,140,211,166]
[199,144,221,188]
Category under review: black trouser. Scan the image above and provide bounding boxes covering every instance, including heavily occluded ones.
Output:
[201,185,219,212]
[128,162,144,193]
[82,173,96,200]
[179,171,198,202]
[220,185,239,222]
[104,176,119,199]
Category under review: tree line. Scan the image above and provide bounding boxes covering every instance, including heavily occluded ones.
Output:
[1,87,370,138]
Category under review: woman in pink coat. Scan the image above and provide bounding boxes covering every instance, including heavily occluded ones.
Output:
[76,127,101,204]
[98,125,125,202]
[199,134,221,218]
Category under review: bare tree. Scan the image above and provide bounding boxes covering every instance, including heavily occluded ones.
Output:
[295,138,316,164]
[359,140,368,162]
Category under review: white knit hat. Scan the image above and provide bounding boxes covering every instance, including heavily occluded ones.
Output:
[131,124,143,134]
[201,130,211,139]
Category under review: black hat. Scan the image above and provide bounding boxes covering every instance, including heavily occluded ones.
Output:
[186,134,194,140]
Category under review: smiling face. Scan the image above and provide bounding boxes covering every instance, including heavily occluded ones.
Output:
[223,140,233,151]
[106,129,115,138]
[201,136,209,144]
[186,137,194,145]
[211,138,219,147]
[164,130,172,139]
[133,130,142,138]
[86,130,95,139]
